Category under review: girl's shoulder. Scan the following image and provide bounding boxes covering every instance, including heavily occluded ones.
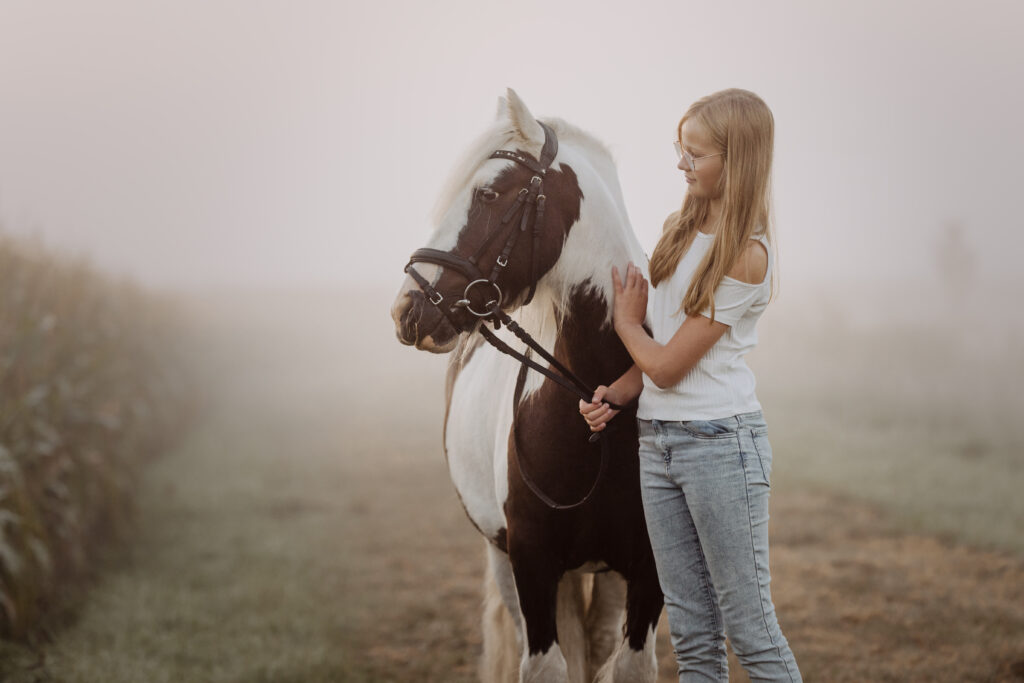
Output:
[726,237,770,286]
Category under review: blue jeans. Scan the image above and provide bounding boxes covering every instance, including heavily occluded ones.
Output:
[637,411,801,683]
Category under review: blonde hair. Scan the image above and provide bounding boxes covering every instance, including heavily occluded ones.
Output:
[648,88,777,322]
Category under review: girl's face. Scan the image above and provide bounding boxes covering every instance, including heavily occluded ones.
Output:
[677,118,725,200]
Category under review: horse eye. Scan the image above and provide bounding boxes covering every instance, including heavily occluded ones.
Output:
[479,188,500,203]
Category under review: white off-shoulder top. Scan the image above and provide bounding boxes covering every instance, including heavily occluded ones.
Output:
[637,230,772,421]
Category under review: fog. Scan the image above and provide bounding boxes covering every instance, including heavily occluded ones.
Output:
[1,0,1021,310]
[3,5,1023,676]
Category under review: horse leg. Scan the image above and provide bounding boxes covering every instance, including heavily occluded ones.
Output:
[555,571,587,683]
[584,571,627,680]
[592,560,663,683]
[483,542,523,683]
[510,546,570,682]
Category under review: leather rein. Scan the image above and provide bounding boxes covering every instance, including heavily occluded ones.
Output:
[403,122,627,510]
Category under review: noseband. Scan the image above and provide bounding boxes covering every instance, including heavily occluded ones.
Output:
[403,122,629,511]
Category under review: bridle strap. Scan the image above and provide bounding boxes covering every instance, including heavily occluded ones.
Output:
[487,307,626,413]
[488,122,555,307]
[489,120,558,174]
[408,248,485,282]
[511,354,609,510]
[477,325,593,409]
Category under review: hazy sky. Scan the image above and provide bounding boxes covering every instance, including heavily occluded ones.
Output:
[1,0,1021,292]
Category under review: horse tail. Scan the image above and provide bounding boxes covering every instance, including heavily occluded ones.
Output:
[584,571,628,680]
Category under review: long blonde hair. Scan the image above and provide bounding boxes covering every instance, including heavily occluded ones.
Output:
[648,88,777,322]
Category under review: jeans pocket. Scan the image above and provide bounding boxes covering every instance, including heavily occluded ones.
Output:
[750,428,772,484]
[678,417,737,440]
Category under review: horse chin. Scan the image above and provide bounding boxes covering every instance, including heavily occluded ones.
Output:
[415,333,459,354]
[410,314,461,354]
[393,319,460,353]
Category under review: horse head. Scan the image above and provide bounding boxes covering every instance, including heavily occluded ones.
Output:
[392,88,641,353]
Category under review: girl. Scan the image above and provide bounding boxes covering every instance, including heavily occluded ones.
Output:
[579,89,802,682]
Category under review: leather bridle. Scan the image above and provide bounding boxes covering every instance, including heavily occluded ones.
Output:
[403,122,629,510]
[404,121,559,321]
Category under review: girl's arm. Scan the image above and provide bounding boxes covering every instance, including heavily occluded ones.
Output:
[579,243,765,431]
[613,244,767,388]
[611,261,729,389]
[615,313,727,389]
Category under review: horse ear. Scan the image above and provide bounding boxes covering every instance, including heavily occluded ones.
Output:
[505,87,544,146]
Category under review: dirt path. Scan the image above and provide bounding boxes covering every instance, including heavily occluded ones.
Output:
[4,291,1022,682]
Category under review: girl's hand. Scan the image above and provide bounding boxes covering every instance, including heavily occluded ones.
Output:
[578,385,621,432]
[612,262,648,331]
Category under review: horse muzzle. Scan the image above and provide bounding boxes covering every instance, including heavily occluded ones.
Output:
[391,288,461,353]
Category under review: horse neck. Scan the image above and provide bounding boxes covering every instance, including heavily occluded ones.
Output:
[551,284,635,391]
[518,144,643,394]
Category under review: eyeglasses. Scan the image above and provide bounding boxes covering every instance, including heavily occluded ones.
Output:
[673,141,724,171]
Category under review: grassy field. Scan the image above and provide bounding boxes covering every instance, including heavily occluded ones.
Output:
[0,233,190,642]
[2,285,1021,682]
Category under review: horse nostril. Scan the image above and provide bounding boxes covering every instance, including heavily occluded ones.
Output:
[397,291,424,339]
[408,290,426,318]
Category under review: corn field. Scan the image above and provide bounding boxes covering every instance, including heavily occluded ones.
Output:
[0,232,192,640]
